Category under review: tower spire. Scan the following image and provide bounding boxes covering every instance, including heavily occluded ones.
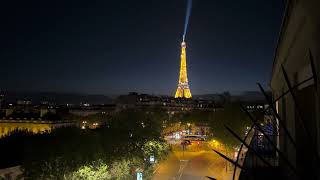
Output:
[175,41,192,98]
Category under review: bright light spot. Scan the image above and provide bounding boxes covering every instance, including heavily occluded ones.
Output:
[150,155,155,163]
[234,151,238,159]
[175,133,181,139]
[137,172,143,180]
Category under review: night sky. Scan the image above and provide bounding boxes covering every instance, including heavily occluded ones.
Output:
[1,0,284,96]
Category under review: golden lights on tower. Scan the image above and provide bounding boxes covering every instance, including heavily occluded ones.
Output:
[175,41,192,98]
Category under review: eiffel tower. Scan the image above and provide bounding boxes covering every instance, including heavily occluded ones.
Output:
[175,41,192,98]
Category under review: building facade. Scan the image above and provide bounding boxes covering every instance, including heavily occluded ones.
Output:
[271,0,320,179]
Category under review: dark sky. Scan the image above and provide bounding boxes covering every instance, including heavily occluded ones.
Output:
[1,0,284,95]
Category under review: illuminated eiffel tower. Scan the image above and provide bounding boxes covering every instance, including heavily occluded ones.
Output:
[175,41,192,98]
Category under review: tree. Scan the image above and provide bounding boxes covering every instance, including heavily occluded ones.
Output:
[208,103,252,149]
[167,103,256,149]
[109,159,131,180]
[67,160,111,180]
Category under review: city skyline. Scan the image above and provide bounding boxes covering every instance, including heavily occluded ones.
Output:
[1,0,284,95]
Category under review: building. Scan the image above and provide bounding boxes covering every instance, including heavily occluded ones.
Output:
[234,1,320,179]
[175,41,192,98]
[17,100,32,105]
[270,0,320,179]
[69,104,116,117]
[0,104,77,138]
[115,92,220,112]
[0,120,75,138]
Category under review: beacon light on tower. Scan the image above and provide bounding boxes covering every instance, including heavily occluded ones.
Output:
[181,41,186,48]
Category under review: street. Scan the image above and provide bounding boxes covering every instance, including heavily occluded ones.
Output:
[153,143,235,180]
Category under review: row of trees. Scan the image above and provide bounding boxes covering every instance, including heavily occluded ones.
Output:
[169,102,263,149]
[0,109,170,179]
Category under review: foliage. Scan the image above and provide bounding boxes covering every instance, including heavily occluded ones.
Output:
[208,103,252,149]
[0,108,170,179]
[142,140,170,161]
[109,159,131,180]
[67,160,111,180]
[85,113,110,124]
[169,102,261,149]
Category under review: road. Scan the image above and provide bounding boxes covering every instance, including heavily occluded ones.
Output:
[153,143,235,180]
